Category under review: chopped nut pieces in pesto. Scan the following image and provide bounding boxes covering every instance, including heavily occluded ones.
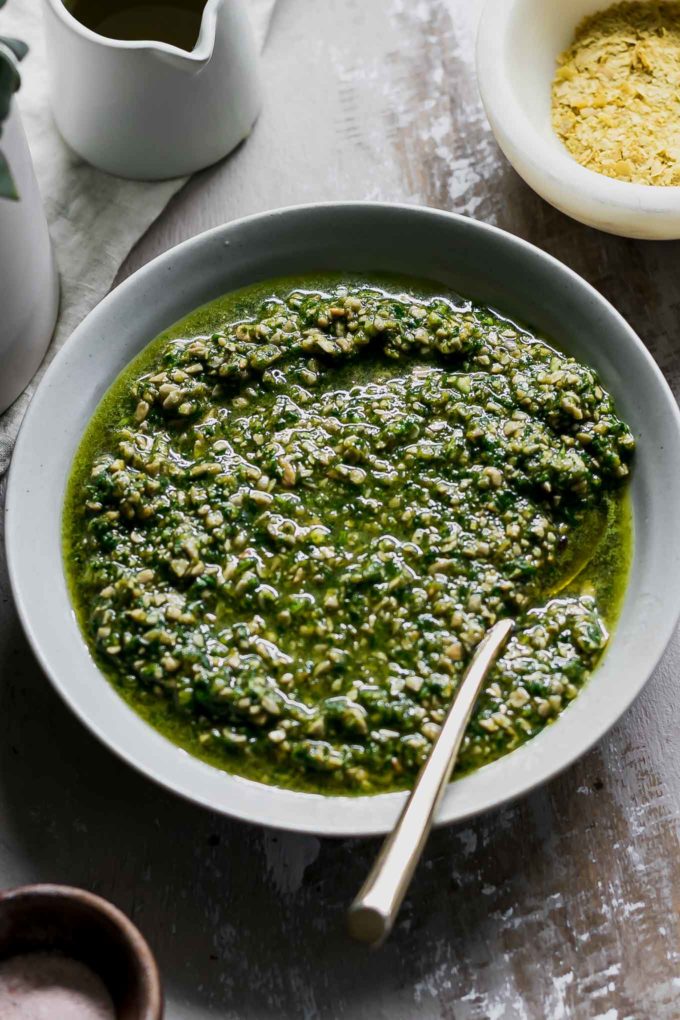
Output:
[64,275,634,794]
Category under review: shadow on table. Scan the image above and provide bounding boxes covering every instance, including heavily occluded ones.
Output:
[0,593,626,1020]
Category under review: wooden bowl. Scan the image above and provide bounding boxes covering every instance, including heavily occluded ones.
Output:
[0,884,163,1019]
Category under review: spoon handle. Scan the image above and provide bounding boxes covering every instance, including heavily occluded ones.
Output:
[347,618,514,946]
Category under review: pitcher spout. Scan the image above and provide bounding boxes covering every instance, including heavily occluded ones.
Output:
[151,0,222,71]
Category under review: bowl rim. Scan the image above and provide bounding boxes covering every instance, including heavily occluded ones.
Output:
[6,200,680,837]
[476,0,680,215]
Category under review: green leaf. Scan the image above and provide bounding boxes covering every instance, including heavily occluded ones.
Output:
[0,148,18,200]
[0,0,7,9]
[0,37,28,62]
[0,46,20,123]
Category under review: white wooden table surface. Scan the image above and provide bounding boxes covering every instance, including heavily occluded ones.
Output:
[1,0,680,1016]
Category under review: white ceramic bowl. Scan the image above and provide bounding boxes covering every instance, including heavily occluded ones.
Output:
[476,0,680,239]
[7,203,680,836]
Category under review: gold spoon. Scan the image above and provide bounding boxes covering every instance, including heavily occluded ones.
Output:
[347,619,514,945]
[348,518,606,945]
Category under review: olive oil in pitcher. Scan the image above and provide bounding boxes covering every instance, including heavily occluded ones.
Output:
[67,0,206,50]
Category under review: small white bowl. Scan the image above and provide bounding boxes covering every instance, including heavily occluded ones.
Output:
[476,0,680,239]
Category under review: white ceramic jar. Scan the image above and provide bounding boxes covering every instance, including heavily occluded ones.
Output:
[42,0,262,180]
[0,102,59,415]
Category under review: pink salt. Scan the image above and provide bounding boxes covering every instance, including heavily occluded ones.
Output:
[0,951,116,1019]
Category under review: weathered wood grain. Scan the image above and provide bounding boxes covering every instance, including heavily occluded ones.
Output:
[0,0,679,1016]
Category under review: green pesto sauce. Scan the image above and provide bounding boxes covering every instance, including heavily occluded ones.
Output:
[63,273,634,795]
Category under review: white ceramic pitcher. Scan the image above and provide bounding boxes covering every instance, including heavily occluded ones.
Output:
[42,0,262,180]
